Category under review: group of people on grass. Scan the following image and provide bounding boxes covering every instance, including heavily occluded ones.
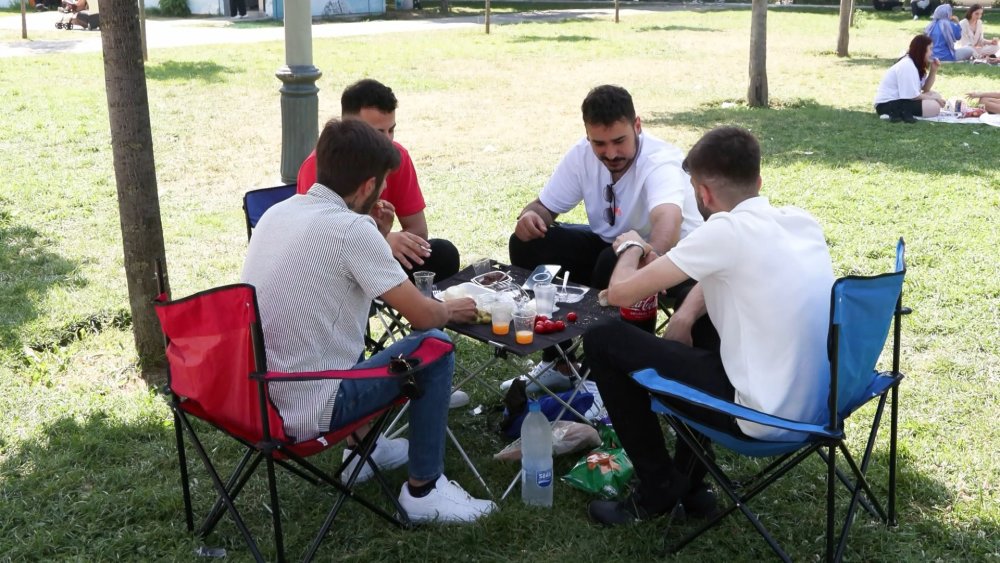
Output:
[244,79,835,524]
[875,3,998,122]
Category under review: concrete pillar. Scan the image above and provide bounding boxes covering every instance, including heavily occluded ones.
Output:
[276,2,321,184]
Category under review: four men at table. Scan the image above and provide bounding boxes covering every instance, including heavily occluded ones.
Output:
[248,80,834,528]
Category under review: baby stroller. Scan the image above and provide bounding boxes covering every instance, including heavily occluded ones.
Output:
[55,12,99,30]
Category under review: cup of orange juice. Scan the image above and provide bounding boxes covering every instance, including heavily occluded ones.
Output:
[513,310,535,345]
[492,296,514,336]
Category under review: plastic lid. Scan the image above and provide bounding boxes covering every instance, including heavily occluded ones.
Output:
[528,400,541,413]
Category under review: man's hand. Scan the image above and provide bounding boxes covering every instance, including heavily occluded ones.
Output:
[387,231,432,270]
[444,297,478,324]
[661,315,694,347]
[370,200,395,236]
[613,230,645,250]
[514,211,548,241]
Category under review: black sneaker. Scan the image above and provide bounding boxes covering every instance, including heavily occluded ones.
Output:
[901,113,917,124]
[680,484,719,520]
[588,485,680,526]
[889,114,903,123]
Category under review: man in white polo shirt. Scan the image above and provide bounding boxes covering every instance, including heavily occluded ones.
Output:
[506,84,704,388]
[584,126,834,526]
[242,119,495,523]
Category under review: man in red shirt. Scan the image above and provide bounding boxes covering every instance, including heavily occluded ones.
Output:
[297,79,460,281]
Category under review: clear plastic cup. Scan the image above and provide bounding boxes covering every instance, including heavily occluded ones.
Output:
[492,296,514,336]
[513,311,535,345]
[533,281,556,317]
[414,271,435,298]
[473,258,492,276]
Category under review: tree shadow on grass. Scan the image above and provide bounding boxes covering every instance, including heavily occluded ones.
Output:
[0,196,79,351]
[646,99,993,177]
[145,60,235,83]
[633,24,721,32]
[661,444,997,560]
[510,34,595,43]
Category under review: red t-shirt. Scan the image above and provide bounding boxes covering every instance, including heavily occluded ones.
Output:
[295,141,426,218]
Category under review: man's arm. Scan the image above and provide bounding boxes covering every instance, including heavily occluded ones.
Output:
[644,203,683,255]
[607,230,690,307]
[513,198,560,242]
[661,283,706,346]
[380,281,477,329]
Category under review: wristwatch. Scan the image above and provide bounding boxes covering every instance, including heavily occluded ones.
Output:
[615,240,646,258]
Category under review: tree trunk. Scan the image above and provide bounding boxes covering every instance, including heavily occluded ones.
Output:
[747,0,768,108]
[21,0,27,39]
[100,0,169,369]
[837,0,852,57]
[440,0,449,14]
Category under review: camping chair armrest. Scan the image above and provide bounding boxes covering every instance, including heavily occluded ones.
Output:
[261,366,407,382]
[631,368,835,438]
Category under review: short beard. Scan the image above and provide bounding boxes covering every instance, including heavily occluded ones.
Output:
[351,188,381,216]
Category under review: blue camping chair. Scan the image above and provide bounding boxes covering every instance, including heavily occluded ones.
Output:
[631,238,909,562]
[241,184,409,353]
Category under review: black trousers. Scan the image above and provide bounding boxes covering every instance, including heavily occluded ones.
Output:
[583,318,737,493]
[401,238,460,282]
[231,0,246,16]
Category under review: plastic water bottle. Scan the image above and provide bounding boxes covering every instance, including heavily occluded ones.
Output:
[521,401,553,507]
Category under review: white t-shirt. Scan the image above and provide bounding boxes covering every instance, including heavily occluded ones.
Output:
[539,133,704,243]
[666,197,834,440]
[874,56,925,106]
[242,185,408,442]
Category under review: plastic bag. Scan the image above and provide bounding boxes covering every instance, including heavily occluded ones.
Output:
[493,421,602,461]
[561,425,634,499]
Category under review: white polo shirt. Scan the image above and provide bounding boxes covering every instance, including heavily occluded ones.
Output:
[241,185,408,442]
[666,196,834,440]
[539,133,704,243]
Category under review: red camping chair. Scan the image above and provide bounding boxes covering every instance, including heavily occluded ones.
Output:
[154,280,454,562]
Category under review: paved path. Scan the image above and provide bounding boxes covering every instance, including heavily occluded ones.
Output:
[0,3,740,58]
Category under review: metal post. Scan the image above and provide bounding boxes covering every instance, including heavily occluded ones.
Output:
[276,1,321,184]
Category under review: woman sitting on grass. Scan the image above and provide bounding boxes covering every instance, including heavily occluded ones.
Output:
[874,34,945,123]
[926,4,974,62]
[967,91,1000,114]
[959,5,999,59]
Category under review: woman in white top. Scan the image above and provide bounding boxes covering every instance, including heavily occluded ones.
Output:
[874,34,944,123]
[959,5,999,58]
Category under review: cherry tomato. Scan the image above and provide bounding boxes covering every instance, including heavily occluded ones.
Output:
[535,315,548,323]
[534,321,547,334]
[554,320,566,331]
[543,320,557,333]
[566,312,578,323]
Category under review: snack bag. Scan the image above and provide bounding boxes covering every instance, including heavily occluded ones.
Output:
[561,425,634,499]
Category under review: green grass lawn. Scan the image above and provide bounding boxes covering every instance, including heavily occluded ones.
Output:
[1,5,999,562]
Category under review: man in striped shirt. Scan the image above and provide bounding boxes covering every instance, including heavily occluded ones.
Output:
[242,119,496,523]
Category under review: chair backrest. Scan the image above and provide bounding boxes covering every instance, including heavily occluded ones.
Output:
[829,238,906,418]
[242,184,297,240]
[154,284,288,444]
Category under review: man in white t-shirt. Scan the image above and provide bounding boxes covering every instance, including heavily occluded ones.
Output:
[506,85,704,386]
[584,126,834,526]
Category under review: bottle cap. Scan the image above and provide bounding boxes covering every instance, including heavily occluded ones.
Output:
[528,400,541,413]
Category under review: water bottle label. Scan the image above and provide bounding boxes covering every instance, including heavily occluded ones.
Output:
[536,469,553,487]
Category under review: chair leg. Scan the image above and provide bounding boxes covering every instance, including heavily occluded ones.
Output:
[199,449,262,537]
[827,443,836,563]
[178,413,266,562]
[174,410,195,532]
[265,456,285,563]
[888,384,899,527]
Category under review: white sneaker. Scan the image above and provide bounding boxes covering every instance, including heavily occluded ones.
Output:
[340,436,408,484]
[398,474,497,523]
[500,360,572,393]
[449,389,470,409]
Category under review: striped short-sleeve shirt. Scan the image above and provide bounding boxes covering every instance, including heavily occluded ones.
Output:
[241,185,409,442]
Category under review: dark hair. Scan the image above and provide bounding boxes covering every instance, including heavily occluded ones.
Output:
[581,85,636,127]
[964,3,983,20]
[315,119,400,198]
[906,34,932,79]
[341,79,398,115]
[682,127,760,193]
